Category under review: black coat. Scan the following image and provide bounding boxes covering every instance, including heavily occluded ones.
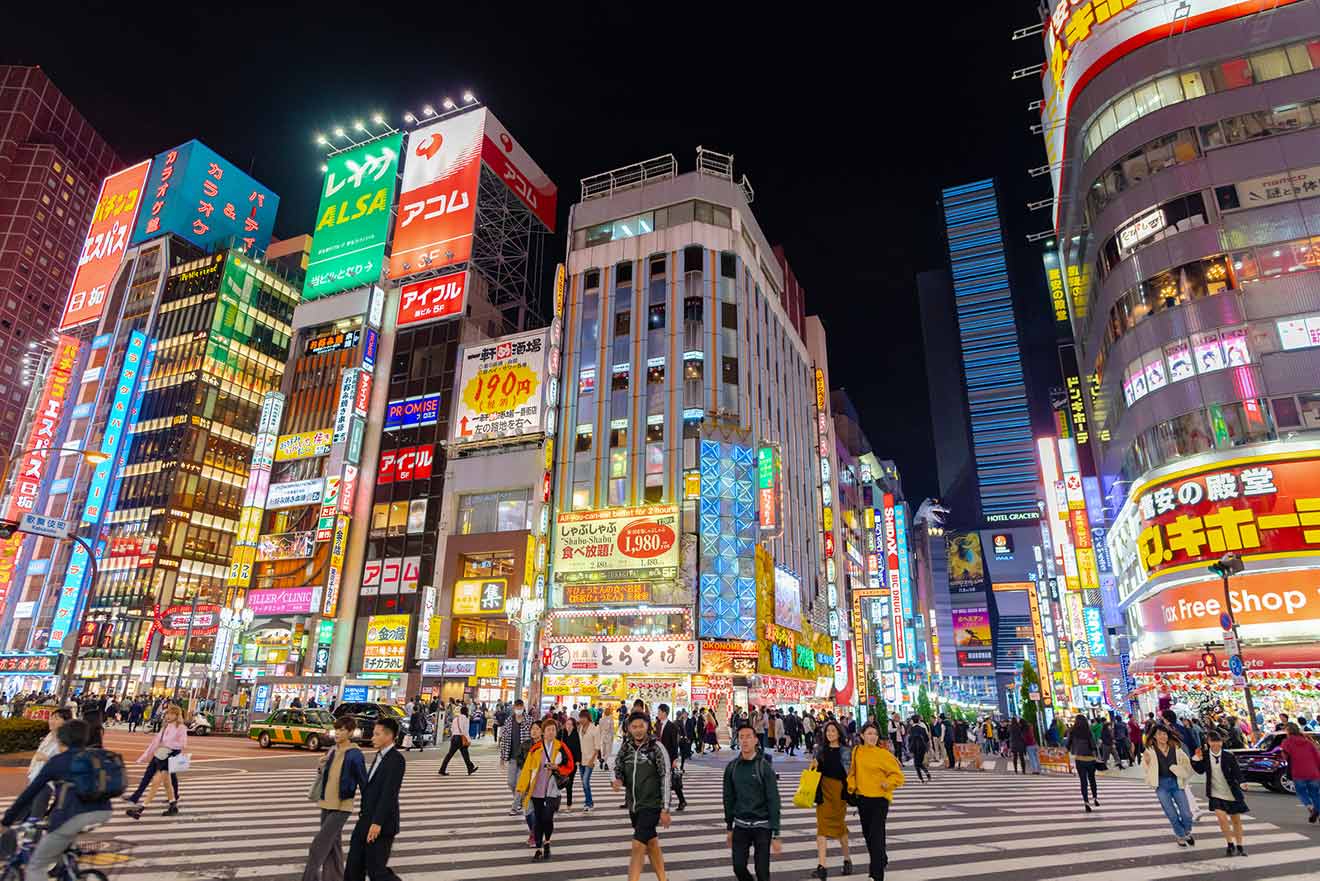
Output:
[358,747,405,838]
[1190,748,1246,803]
[657,719,680,764]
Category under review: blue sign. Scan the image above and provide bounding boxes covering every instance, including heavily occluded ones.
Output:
[1119,651,1136,691]
[769,643,792,671]
[362,328,378,373]
[383,393,440,431]
[340,685,369,703]
[253,683,272,714]
[48,538,102,648]
[107,345,153,514]
[1083,606,1107,657]
[131,140,279,253]
[895,504,914,628]
[1228,655,1244,676]
[1220,612,1233,631]
[83,330,148,524]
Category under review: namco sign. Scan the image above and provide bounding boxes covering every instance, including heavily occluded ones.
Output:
[397,270,466,328]
[1138,569,1320,634]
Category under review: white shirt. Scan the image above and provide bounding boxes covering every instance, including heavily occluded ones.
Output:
[452,712,469,738]
[368,743,394,781]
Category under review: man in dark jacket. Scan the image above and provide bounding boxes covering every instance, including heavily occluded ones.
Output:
[654,703,687,811]
[498,699,533,815]
[614,712,671,881]
[2,720,113,875]
[346,717,405,881]
[723,723,782,881]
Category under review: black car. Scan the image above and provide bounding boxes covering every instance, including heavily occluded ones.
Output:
[331,702,407,745]
[1231,730,1320,793]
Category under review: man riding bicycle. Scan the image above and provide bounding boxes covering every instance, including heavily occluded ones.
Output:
[2,720,114,876]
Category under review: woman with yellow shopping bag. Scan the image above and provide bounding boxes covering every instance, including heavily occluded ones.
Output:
[805,719,853,879]
[846,721,905,881]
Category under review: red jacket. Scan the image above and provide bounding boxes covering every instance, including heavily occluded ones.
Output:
[1281,734,1320,781]
[1127,720,1142,745]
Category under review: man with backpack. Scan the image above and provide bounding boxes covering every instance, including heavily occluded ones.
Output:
[2,719,122,875]
[498,699,533,815]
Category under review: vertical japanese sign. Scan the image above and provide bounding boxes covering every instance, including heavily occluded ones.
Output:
[895,503,915,659]
[59,161,151,330]
[304,133,403,300]
[82,330,147,523]
[882,493,907,664]
[5,337,81,522]
[363,614,409,672]
[227,392,283,588]
[387,112,484,279]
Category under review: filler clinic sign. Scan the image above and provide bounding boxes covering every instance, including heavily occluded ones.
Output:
[304,133,402,300]
[60,161,151,330]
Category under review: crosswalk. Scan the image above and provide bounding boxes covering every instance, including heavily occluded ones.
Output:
[92,749,1320,880]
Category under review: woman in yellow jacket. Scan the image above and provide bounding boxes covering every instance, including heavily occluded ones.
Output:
[515,717,576,861]
[846,721,905,880]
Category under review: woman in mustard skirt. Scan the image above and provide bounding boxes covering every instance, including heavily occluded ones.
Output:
[811,719,853,878]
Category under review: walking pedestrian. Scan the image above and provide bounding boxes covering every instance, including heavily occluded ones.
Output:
[498,699,533,814]
[655,703,688,811]
[599,705,617,770]
[577,709,600,813]
[1190,729,1248,856]
[1280,722,1320,823]
[515,717,575,861]
[705,709,721,752]
[1023,719,1040,774]
[126,697,144,733]
[303,716,367,881]
[27,707,71,782]
[907,715,932,782]
[406,703,428,752]
[1113,716,1131,769]
[1143,723,1195,847]
[1065,714,1100,812]
[1009,718,1027,775]
[1128,714,1144,765]
[811,719,854,879]
[846,721,904,880]
[723,722,782,881]
[613,711,672,881]
[561,716,581,811]
[345,717,405,881]
[438,701,477,776]
[126,703,187,818]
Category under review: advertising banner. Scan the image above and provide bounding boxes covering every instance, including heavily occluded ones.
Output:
[450,328,549,446]
[563,583,651,605]
[304,132,403,299]
[1137,569,1320,633]
[305,329,361,357]
[131,140,278,252]
[479,109,558,232]
[5,337,81,522]
[378,445,434,484]
[363,614,409,672]
[542,640,697,675]
[264,478,325,510]
[952,606,992,667]
[451,578,507,615]
[1131,450,1320,577]
[773,567,802,632]
[384,394,440,431]
[246,587,316,617]
[255,531,315,562]
[323,514,349,617]
[388,112,484,279]
[274,428,333,462]
[60,161,151,330]
[397,270,466,329]
[946,531,988,595]
[554,505,680,582]
[81,329,147,523]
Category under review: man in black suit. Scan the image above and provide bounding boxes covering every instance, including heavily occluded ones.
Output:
[346,716,405,881]
[654,703,688,811]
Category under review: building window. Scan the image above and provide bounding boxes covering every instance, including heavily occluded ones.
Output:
[648,303,665,330]
[684,245,703,273]
[614,310,630,337]
[721,302,738,330]
[650,255,666,277]
[584,269,601,290]
[575,424,593,453]
[722,356,739,384]
[456,489,532,535]
[612,367,629,392]
[616,261,633,285]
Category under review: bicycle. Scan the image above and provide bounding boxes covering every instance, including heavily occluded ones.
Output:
[0,821,131,881]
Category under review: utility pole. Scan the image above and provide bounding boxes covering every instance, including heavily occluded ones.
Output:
[172,592,201,701]
[1208,552,1258,740]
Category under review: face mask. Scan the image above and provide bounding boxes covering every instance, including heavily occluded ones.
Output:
[515,709,524,718]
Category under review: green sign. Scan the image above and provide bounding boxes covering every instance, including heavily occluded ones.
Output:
[317,619,335,645]
[757,446,774,489]
[303,133,403,300]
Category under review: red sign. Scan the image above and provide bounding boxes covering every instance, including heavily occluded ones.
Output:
[617,520,676,559]
[59,161,152,330]
[354,371,372,416]
[758,487,776,529]
[1137,569,1320,634]
[387,113,483,279]
[397,270,466,328]
[5,337,82,522]
[157,603,222,637]
[1134,451,1320,577]
[479,111,557,232]
[379,445,433,484]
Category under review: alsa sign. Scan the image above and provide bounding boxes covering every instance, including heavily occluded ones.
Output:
[397,270,465,328]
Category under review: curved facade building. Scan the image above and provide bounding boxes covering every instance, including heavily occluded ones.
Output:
[1045,1,1320,720]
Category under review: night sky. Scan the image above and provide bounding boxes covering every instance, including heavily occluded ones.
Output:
[4,2,1055,502]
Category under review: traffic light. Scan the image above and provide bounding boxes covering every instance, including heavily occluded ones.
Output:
[0,521,17,540]
[1201,651,1219,675]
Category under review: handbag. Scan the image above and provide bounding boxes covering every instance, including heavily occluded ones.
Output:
[461,735,471,748]
[307,766,324,802]
[167,753,191,774]
[792,767,823,809]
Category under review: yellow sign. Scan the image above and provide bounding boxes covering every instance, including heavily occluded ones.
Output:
[363,614,408,673]
[815,368,826,412]
[542,674,624,698]
[452,578,507,615]
[475,658,500,678]
[428,616,444,651]
[684,469,701,499]
[274,427,334,462]
[822,507,833,533]
[462,363,539,415]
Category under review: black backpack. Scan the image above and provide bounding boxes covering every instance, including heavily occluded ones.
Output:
[69,748,126,801]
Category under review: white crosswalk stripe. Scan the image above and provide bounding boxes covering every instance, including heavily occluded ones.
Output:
[91,751,1320,880]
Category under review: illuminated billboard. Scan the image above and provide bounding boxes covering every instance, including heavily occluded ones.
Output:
[479,109,557,232]
[81,330,148,523]
[131,140,279,253]
[946,531,987,595]
[450,328,549,446]
[397,270,466,328]
[304,133,402,299]
[388,112,484,279]
[555,505,680,583]
[59,161,151,330]
[952,607,992,667]
[5,337,81,522]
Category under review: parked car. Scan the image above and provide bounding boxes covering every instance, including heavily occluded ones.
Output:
[331,702,407,745]
[1231,730,1320,793]
[250,708,336,751]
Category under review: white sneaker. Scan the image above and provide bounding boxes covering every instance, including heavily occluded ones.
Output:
[582,805,593,814]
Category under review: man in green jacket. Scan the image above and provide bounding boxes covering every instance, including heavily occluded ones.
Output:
[724,722,782,881]
[613,712,672,881]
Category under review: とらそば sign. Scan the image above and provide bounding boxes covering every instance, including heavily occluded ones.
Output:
[451,328,549,446]
[541,640,697,675]
[451,578,507,615]
[554,505,680,583]
[1133,451,1320,577]
[363,614,409,672]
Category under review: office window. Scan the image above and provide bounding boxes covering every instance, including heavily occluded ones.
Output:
[648,303,665,330]
[684,245,703,273]
[575,424,593,453]
[614,310,631,337]
[616,262,633,285]
[456,489,532,534]
[722,356,739,384]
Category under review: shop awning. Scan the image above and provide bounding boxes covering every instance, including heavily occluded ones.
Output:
[1130,644,1320,674]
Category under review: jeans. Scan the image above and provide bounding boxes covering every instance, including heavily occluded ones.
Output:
[30,809,111,875]
[1295,777,1320,813]
[1155,778,1194,839]
[507,759,522,810]
[580,764,594,808]
[730,826,771,881]
[1075,759,1098,802]
[1026,745,1041,773]
[302,808,350,881]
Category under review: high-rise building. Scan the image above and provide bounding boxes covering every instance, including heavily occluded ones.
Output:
[547,148,826,715]
[917,269,978,517]
[0,66,119,451]
[934,179,1042,524]
[1040,1,1320,720]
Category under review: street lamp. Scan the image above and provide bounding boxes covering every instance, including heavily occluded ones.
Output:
[1207,552,1258,739]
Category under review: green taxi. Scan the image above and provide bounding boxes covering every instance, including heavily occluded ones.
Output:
[250,708,336,751]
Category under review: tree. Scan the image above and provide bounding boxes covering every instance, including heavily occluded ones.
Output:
[917,685,934,724]
[1020,659,1041,733]
[876,700,890,739]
